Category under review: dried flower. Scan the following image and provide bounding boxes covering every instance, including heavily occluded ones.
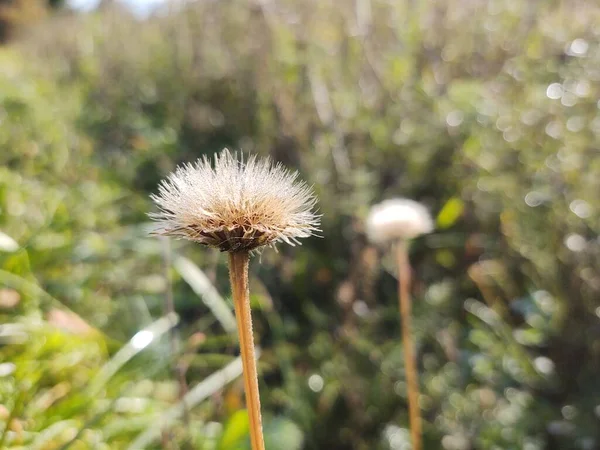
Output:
[149,149,320,450]
[150,149,320,252]
[366,197,433,450]
[366,198,433,243]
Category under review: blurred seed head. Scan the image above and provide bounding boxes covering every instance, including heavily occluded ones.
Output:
[150,149,320,252]
[366,198,433,243]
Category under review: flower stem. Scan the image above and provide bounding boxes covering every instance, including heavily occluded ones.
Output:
[228,251,265,450]
[396,240,422,450]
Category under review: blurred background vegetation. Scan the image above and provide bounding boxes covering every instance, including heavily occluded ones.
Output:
[1,0,599,448]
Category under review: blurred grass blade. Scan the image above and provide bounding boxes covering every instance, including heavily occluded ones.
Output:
[127,350,260,450]
[174,256,237,333]
[0,231,19,252]
[31,420,78,450]
[87,312,179,396]
[57,397,119,450]
[0,389,24,448]
[0,269,66,308]
[0,323,28,344]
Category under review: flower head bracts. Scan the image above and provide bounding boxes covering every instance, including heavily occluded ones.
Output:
[150,149,320,252]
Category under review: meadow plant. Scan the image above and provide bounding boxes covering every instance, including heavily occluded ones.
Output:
[150,149,320,450]
[366,199,433,450]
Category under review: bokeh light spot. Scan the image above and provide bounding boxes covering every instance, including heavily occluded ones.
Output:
[131,330,154,350]
[308,374,324,392]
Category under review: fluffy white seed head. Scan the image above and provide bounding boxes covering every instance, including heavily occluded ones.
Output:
[149,149,320,252]
[366,198,433,243]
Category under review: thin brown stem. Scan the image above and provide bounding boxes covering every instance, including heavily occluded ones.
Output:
[228,251,265,450]
[396,240,422,450]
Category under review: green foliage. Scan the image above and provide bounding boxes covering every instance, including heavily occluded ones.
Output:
[218,410,250,450]
[436,198,465,230]
[1,0,599,449]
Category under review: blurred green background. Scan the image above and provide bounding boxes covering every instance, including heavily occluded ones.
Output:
[1,0,599,449]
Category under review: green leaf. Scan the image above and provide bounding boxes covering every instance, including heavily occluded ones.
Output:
[436,197,464,229]
[218,410,249,450]
[2,249,31,277]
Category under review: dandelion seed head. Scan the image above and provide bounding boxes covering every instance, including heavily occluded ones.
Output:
[366,198,433,243]
[150,149,320,252]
